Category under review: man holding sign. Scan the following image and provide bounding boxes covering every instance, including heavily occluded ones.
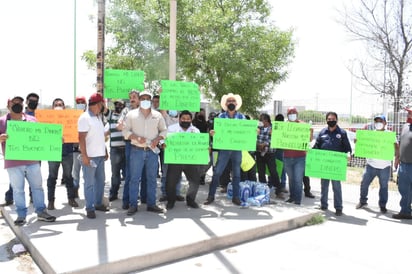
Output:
[204,93,246,206]
[0,96,56,226]
[165,110,204,209]
[313,111,352,216]
[356,115,398,213]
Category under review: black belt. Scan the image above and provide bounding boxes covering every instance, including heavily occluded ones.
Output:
[133,145,151,151]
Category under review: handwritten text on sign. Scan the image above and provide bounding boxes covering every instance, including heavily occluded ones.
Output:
[104,69,145,99]
[305,149,347,181]
[35,109,83,143]
[5,121,63,161]
[354,130,396,160]
[271,121,311,151]
[165,133,209,164]
[159,80,200,111]
[213,118,258,151]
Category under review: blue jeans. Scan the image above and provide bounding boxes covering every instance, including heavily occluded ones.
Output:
[7,163,46,218]
[129,147,159,208]
[72,151,82,190]
[359,164,390,207]
[283,156,305,204]
[81,156,106,212]
[320,179,343,210]
[47,153,75,201]
[208,150,241,199]
[109,146,126,199]
[122,141,131,207]
[160,163,182,197]
[397,162,412,214]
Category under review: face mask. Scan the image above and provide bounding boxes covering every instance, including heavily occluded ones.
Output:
[28,100,38,110]
[258,121,264,127]
[327,120,337,127]
[374,122,384,130]
[54,106,63,110]
[288,114,297,122]
[115,106,123,113]
[168,110,178,117]
[227,103,236,111]
[179,121,191,129]
[76,103,86,110]
[11,103,23,114]
[140,100,151,110]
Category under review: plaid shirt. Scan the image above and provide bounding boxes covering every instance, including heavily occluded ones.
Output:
[218,111,246,119]
[257,125,276,153]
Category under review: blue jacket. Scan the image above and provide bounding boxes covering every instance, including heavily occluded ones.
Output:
[313,126,352,153]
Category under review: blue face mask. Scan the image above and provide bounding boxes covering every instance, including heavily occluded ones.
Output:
[168,110,178,117]
[76,104,86,110]
[140,100,151,110]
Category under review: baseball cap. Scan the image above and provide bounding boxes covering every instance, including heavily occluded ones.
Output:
[75,95,87,104]
[287,106,298,114]
[88,93,104,104]
[139,91,152,99]
[373,114,386,122]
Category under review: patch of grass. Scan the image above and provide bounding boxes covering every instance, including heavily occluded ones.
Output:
[305,214,325,226]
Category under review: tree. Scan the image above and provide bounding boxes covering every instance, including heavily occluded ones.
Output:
[84,0,294,116]
[339,0,412,131]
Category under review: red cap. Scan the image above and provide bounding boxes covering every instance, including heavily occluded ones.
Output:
[88,93,104,104]
[287,106,298,114]
[75,95,86,104]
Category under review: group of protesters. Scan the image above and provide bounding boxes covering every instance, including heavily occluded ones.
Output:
[1,89,412,226]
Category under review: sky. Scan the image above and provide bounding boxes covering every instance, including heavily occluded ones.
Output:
[0,0,385,116]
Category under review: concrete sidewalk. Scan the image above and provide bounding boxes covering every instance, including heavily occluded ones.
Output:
[0,161,318,274]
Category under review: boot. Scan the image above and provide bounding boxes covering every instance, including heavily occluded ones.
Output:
[47,200,55,210]
[68,198,79,207]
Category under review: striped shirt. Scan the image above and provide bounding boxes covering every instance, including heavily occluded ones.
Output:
[105,111,125,147]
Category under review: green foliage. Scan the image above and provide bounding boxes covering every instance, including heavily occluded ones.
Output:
[92,0,294,114]
[305,214,325,226]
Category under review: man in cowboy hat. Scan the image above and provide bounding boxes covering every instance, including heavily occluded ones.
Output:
[204,93,246,206]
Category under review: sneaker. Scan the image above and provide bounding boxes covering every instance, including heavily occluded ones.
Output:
[68,199,79,207]
[356,202,368,209]
[95,205,109,212]
[14,217,26,226]
[187,201,199,208]
[232,197,241,206]
[305,192,315,198]
[380,207,387,213]
[176,195,185,202]
[147,205,164,213]
[86,210,96,219]
[127,206,138,216]
[285,198,294,203]
[335,209,343,216]
[204,196,214,205]
[159,196,167,202]
[316,206,327,211]
[392,213,412,220]
[37,211,57,222]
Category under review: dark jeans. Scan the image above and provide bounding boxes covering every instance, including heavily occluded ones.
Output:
[47,153,75,201]
[109,146,126,199]
[166,164,200,204]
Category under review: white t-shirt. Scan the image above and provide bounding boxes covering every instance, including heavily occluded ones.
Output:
[78,111,106,157]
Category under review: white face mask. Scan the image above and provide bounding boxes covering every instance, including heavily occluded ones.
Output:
[374,122,384,130]
[288,114,297,122]
[76,103,86,110]
[258,121,264,127]
[54,106,63,110]
[140,100,151,110]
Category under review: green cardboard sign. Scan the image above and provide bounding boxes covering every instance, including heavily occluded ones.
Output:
[213,118,258,151]
[159,80,200,111]
[354,130,396,160]
[271,121,311,151]
[305,149,347,181]
[165,133,210,164]
[104,69,145,99]
[5,121,63,161]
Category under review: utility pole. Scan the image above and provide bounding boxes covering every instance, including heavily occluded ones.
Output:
[96,0,105,96]
[169,0,177,81]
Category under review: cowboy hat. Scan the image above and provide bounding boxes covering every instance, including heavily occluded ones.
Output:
[220,93,242,111]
